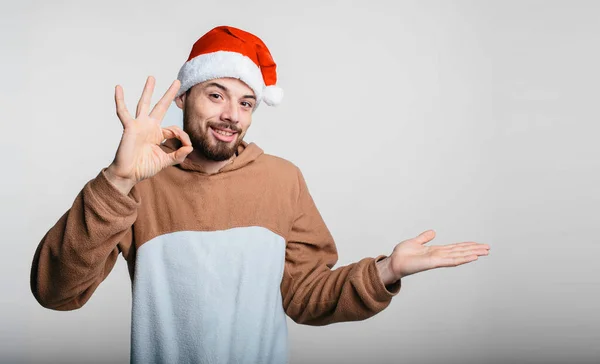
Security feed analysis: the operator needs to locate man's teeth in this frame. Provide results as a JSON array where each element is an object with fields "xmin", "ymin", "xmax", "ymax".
[{"xmin": 214, "ymin": 129, "xmax": 234, "ymax": 136}]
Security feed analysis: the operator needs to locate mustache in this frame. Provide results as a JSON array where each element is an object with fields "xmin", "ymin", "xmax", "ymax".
[{"xmin": 206, "ymin": 121, "xmax": 242, "ymax": 133}]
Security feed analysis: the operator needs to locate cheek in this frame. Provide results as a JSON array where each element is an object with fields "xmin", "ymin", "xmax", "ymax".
[
  {"xmin": 189, "ymin": 98, "xmax": 221, "ymax": 119},
  {"xmin": 187, "ymin": 109, "xmax": 218, "ymax": 130},
  {"xmin": 240, "ymin": 115, "xmax": 253, "ymax": 131}
]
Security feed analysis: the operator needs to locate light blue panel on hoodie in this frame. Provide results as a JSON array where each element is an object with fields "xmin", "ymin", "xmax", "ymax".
[{"xmin": 130, "ymin": 226, "xmax": 289, "ymax": 364}]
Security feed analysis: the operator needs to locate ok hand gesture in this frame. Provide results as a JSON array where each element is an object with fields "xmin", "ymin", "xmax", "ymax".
[{"xmin": 105, "ymin": 76, "xmax": 193, "ymax": 194}]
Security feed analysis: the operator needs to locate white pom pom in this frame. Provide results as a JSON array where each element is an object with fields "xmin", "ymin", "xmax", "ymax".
[{"xmin": 262, "ymin": 85, "xmax": 284, "ymax": 106}]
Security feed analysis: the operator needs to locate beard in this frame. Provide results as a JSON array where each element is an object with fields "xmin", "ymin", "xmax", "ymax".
[{"xmin": 182, "ymin": 104, "xmax": 244, "ymax": 161}]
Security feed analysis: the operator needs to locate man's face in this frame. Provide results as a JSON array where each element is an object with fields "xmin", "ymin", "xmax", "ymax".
[{"xmin": 176, "ymin": 77, "xmax": 255, "ymax": 161}]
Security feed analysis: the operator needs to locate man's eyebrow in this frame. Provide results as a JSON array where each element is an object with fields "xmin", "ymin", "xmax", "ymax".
[
  {"xmin": 205, "ymin": 82, "xmax": 228, "ymax": 92},
  {"xmin": 205, "ymin": 82, "xmax": 256, "ymax": 100}
]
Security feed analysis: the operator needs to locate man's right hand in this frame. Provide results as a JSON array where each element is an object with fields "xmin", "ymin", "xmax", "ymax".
[{"xmin": 105, "ymin": 76, "xmax": 193, "ymax": 195}]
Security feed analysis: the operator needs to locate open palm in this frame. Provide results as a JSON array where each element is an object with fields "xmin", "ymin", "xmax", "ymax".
[{"xmin": 389, "ymin": 230, "xmax": 490, "ymax": 280}]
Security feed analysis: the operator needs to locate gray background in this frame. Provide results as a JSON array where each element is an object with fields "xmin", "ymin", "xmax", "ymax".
[{"xmin": 2, "ymin": 0, "xmax": 599, "ymax": 363}]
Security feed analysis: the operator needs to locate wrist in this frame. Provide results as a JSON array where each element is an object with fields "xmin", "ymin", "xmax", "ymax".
[
  {"xmin": 376, "ymin": 256, "xmax": 400, "ymax": 286},
  {"xmin": 104, "ymin": 165, "xmax": 136, "ymax": 196}
]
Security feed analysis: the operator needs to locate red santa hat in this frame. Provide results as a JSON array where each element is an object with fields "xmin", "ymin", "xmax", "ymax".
[{"xmin": 176, "ymin": 26, "xmax": 283, "ymax": 107}]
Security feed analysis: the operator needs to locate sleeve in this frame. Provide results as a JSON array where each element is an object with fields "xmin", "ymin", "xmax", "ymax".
[
  {"xmin": 30, "ymin": 168, "xmax": 141, "ymax": 311},
  {"xmin": 280, "ymin": 168, "xmax": 401, "ymax": 326}
]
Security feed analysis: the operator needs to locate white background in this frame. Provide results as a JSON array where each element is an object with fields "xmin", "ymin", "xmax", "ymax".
[{"xmin": 2, "ymin": 0, "xmax": 599, "ymax": 363}]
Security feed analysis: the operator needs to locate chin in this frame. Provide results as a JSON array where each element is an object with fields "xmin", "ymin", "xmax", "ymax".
[{"xmin": 203, "ymin": 141, "xmax": 239, "ymax": 161}]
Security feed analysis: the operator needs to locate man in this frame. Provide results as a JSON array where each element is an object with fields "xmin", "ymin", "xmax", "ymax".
[{"xmin": 30, "ymin": 26, "xmax": 490, "ymax": 363}]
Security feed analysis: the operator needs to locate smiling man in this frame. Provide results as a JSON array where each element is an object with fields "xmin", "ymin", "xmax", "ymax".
[
  {"xmin": 180, "ymin": 80, "xmax": 254, "ymax": 167},
  {"xmin": 30, "ymin": 26, "xmax": 490, "ymax": 364}
]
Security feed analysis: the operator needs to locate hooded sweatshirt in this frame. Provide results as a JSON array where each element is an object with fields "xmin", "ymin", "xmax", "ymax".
[{"xmin": 30, "ymin": 138, "xmax": 401, "ymax": 364}]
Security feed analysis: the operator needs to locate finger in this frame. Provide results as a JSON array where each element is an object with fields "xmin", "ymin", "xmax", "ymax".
[
  {"xmin": 161, "ymin": 126, "xmax": 194, "ymax": 165},
  {"xmin": 162, "ymin": 126, "xmax": 192, "ymax": 147},
  {"xmin": 440, "ymin": 242, "xmax": 490, "ymax": 251},
  {"xmin": 446, "ymin": 249, "xmax": 490, "ymax": 258},
  {"xmin": 415, "ymin": 230, "xmax": 436, "ymax": 245},
  {"xmin": 444, "ymin": 243, "xmax": 491, "ymax": 252},
  {"xmin": 136, "ymin": 76, "xmax": 156, "ymax": 118},
  {"xmin": 149, "ymin": 79, "xmax": 181, "ymax": 121},
  {"xmin": 440, "ymin": 254, "xmax": 479, "ymax": 268},
  {"xmin": 170, "ymin": 126, "xmax": 192, "ymax": 146},
  {"xmin": 168, "ymin": 145, "xmax": 194, "ymax": 165},
  {"xmin": 115, "ymin": 85, "xmax": 133, "ymax": 127}
]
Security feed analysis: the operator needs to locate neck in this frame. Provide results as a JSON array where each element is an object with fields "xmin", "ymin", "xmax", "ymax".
[{"xmin": 185, "ymin": 149, "xmax": 236, "ymax": 175}]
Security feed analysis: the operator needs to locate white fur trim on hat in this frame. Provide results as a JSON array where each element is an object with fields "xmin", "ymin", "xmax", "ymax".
[{"xmin": 176, "ymin": 51, "xmax": 265, "ymax": 101}]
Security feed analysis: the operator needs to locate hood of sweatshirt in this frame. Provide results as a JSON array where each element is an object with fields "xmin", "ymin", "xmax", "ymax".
[{"xmin": 160, "ymin": 138, "xmax": 264, "ymax": 174}]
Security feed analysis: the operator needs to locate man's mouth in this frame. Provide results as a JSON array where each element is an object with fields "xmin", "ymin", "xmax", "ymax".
[{"xmin": 209, "ymin": 126, "xmax": 238, "ymax": 142}]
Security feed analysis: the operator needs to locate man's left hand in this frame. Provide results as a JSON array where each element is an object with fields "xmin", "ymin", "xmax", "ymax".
[{"xmin": 376, "ymin": 230, "xmax": 490, "ymax": 286}]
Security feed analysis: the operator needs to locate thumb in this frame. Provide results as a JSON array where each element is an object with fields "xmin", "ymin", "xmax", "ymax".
[
  {"xmin": 415, "ymin": 230, "xmax": 436, "ymax": 245},
  {"xmin": 168, "ymin": 146, "xmax": 193, "ymax": 165}
]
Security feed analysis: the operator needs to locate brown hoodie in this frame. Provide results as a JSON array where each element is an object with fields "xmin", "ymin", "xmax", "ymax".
[{"xmin": 31, "ymin": 138, "xmax": 400, "ymax": 363}]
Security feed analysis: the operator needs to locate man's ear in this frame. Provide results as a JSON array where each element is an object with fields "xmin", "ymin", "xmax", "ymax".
[{"xmin": 175, "ymin": 92, "xmax": 185, "ymax": 109}]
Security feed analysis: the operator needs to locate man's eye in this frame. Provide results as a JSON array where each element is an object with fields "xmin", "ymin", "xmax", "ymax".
[
  {"xmin": 209, "ymin": 93, "xmax": 222, "ymax": 99},
  {"xmin": 241, "ymin": 101, "xmax": 253, "ymax": 108}
]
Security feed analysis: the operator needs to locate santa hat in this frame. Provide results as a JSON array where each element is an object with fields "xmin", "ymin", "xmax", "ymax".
[{"xmin": 176, "ymin": 26, "xmax": 283, "ymax": 107}]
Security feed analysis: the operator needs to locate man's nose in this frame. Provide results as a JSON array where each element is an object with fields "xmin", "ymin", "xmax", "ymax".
[{"xmin": 221, "ymin": 101, "xmax": 239, "ymax": 124}]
